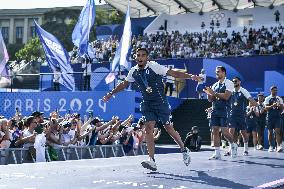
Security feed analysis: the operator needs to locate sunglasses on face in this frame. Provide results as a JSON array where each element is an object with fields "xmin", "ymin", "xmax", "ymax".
[{"xmin": 232, "ymin": 80, "xmax": 239, "ymax": 83}]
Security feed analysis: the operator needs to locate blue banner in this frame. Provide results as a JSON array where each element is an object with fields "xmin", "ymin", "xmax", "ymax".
[
  {"xmin": 35, "ymin": 21, "xmax": 75, "ymax": 91},
  {"xmin": 0, "ymin": 91, "xmax": 135, "ymax": 120},
  {"xmin": 40, "ymin": 55, "xmax": 284, "ymax": 97}
]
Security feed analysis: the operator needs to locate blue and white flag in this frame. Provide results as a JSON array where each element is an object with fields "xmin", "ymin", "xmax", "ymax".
[
  {"xmin": 72, "ymin": 0, "xmax": 96, "ymax": 56},
  {"xmin": 0, "ymin": 30, "xmax": 9, "ymax": 76},
  {"xmin": 105, "ymin": 4, "xmax": 132, "ymax": 84},
  {"xmin": 34, "ymin": 21, "xmax": 75, "ymax": 91}
]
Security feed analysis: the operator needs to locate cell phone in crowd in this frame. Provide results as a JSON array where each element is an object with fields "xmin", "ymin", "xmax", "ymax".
[{"xmin": 89, "ymin": 111, "xmax": 93, "ymax": 118}]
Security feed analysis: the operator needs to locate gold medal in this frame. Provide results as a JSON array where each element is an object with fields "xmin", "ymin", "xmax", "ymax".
[
  {"xmin": 146, "ymin": 87, "xmax": 152, "ymax": 93},
  {"xmin": 234, "ymin": 102, "xmax": 238, "ymax": 106}
]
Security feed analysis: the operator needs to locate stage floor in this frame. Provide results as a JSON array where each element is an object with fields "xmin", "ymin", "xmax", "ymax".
[{"xmin": 0, "ymin": 148, "xmax": 283, "ymax": 189}]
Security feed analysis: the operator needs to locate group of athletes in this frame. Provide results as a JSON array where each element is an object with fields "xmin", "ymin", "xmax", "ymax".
[
  {"xmin": 203, "ymin": 66, "xmax": 283, "ymax": 160},
  {"xmin": 103, "ymin": 47, "xmax": 284, "ymax": 171}
]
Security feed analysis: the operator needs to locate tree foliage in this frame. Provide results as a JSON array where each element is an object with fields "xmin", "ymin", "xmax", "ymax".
[
  {"xmin": 15, "ymin": 38, "xmax": 43, "ymax": 62},
  {"xmin": 13, "ymin": 7, "xmax": 125, "ymax": 61}
]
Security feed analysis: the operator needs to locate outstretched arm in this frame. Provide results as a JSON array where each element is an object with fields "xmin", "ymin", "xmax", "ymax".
[
  {"xmin": 167, "ymin": 70, "xmax": 199, "ymax": 81},
  {"xmin": 102, "ymin": 80, "xmax": 129, "ymax": 102}
]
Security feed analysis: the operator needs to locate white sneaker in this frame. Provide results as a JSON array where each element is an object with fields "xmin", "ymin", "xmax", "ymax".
[
  {"xmin": 276, "ymin": 146, "xmax": 283, "ymax": 153},
  {"xmin": 223, "ymin": 151, "xmax": 231, "ymax": 156},
  {"xmin": 221, "ymin": 140, "xmax": 227, "ymax": 148},
  {"xmin": 230, "ymin": 143, "xmax": 238, "ymax": 158},
  {"xmin": 141, "ymin": 158, "xmax": 157, "ymax": 171},
  {"xmin": 243, "ymin": 151, "xmax": 249, "ymax": 156},
  {"xmin": 209, "ymin": 153, "xmax": 221, "ymax": 160},
  {"xmin": 257, "ymin": 144, "xmax": 263, "ymax": 150},
  {"xmin": 268, "ymin": 146, "xmax": 274, "ymax": 152},
  {"xmin": 182, "ymin": 147, "xmax": 191, "ymax": 166},
  {"xmin": 254, "ymin": 146, "xmax": 257, "ymax": 151}
]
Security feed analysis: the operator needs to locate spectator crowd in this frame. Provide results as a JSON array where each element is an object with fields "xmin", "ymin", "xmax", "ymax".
[
  {"xmin": 0, "ymin": 110, "xmax": 162, "ymax": 162},
  {"xmin": 69, "ymin": 24, "xmax": 284, "ymax": 63}
]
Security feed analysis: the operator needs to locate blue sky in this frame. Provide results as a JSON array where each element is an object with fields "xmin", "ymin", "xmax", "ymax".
[{"xmin": 0, "ymin": 0, "xmax": 105, "ymax": 9}]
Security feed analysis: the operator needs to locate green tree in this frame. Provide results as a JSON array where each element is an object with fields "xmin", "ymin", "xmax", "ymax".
[
  {"xmin": 15, "ymin": 38, "xmax": 43, "ymax": 62},
  {"xmin": 42, "ymin": 8, "xmax": 81, "ymax": 51},
  {"xmin": 108, "ymin": 10, "xmax": 124, "ymax": 24},
  {"xmin": 13, "ymin": 7, "xmax": 125, "ymax": 61}
]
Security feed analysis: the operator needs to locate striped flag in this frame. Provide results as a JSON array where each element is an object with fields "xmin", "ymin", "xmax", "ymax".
[
  {"xmin": 35, "ymin": 21, "xmax": 75, "ymax": 91},
  {"xmin": 105, "ymin": 3, "xmax": 132, "ymax": 84},
  {"xmin": 72, "ymin": 0, "xmax": 96, "ymax": 57},
  {"xmin": 0, "ymin": 30, "xmax": 9, "ymax": 76}
]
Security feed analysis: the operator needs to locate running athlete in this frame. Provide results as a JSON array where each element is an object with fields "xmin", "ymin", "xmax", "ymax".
[{"xmin": 103, "ymin": 48, "xmax": 199, "ymax": 171}]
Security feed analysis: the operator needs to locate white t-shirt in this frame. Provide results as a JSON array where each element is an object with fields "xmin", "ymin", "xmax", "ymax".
[
  {"xmin": 68, "ymin": 130, "xmax": 76, "ymax": 140},
  {"xmin": 34, "ymin": 133, "xmax": 46, "ymax": 162},
  {"xmin": 23, "ymin": 130, "xmax": 34, "ymax": 148}
]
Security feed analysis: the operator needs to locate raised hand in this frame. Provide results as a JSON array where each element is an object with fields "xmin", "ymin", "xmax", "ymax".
[
  {"xmin": 203, "ymin": 87, "xmax": 214, "ymax": 96},
  {"xmin": 102, "ymin": 93, "xmax": 112, "ymax": 102}
]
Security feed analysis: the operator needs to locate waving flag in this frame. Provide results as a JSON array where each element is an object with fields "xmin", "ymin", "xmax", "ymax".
[
  {"xmin": 34, "ymin": 21, "xmax": 75, "ymax": 91},
  {"xmin": 0, "ymin": 30, "xmax": 9, "ymax": 76},
  {"xmin": 72, "ymin": 0, "xmax": 96, "ymax": 56},
  {"xmin": 105, "ymin": 4, "xmax": 132, "ymax": 84}
]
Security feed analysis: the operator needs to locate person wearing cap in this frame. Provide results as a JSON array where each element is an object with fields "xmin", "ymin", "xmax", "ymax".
[
  {"xmin": 31, "ymin": 111, "xmax": 44, "ymax": 124},
  {"xmin": 227, "ymin": 77, "xmax": 258, "ymax": 156},
  {"xmin": 103, "ymin": 47, "xmax": 199, "ymax": 171},
  {"xmin": 61, "ymin": 121, "xmax": 78, "ymax": 146},
  {"xmin": 196, "ymin": 68, "xmax": 206, "ymax": 99},
  {"xmin": 184, "ymin": 126, "xmax": 202, "ymax": 152},
  {"xmin": 256, "ymin": 92, "xmax": 266, "ymax": 150},
  {"xmin": 264, "ymin": 86, "xmax": 284, "ymax": 152}
]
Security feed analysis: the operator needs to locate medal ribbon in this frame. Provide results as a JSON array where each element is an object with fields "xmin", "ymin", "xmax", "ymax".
[
  {"xmin": 234, "ymin": 91, "xmax": 238, "ymax": 104},
  {"xmin": 139, "ymin": 70, "xmax": 149, "ymax": 89}
]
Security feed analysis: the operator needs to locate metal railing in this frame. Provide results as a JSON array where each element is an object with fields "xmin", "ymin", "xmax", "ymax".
[
  {"xmin": 0, "ymin": 143, "xmax": 147, "ymax": 165},
  {"xmin": 1, "ymin": 72, "xmax": 186, "ymax": 97}
]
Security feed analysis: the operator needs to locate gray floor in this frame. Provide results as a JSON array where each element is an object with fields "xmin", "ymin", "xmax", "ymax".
[{"xmin": 0, "ymin": 149, "xmax": 283, "ymax": 189}]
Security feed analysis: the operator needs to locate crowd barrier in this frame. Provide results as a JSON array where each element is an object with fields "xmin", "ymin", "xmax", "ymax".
[{"xmin": 0, "ymin": 144, "xmax": 147, "ymax": 165}]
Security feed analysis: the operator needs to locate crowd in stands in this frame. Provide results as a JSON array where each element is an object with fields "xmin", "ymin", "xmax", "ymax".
[
  {"xmin": 0, "ymin": 110, "xmax": 162, "ymax": 161},
  {"xmin": 69, "ymin": 24, "xmax": 284, "ymax": 63}
]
